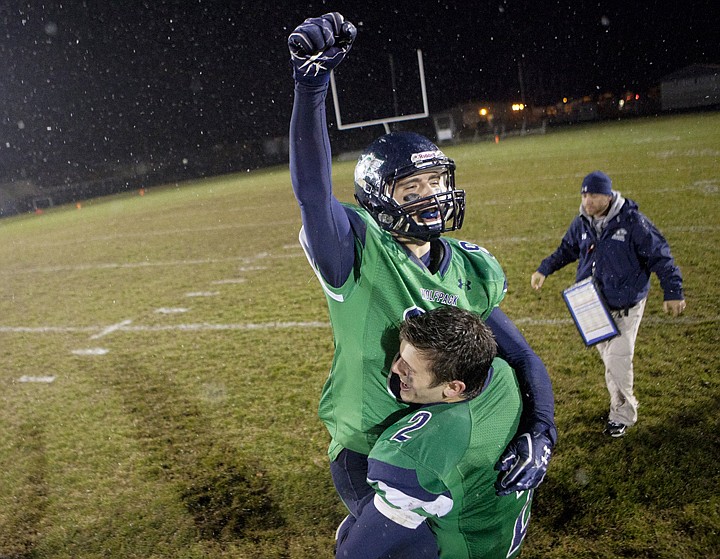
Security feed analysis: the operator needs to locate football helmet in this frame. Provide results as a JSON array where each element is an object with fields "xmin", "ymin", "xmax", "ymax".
[{"xmin": 354, "ymin": 132, "xmax": 465, "ymax": 241}]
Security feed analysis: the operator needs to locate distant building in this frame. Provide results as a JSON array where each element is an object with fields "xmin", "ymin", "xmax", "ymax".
[
  {"xmin": 660, "ymin": 64, "xmax": 720, "ymax": 111},
  {"xmin": 0, "ymin": 180, "xmax": 45, "ymax": 217},
  {"xmin": 432, "ymin": 112, "xmax": 458, "ymax": 144}
]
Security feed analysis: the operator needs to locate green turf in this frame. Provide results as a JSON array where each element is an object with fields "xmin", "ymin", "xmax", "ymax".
[{"xmin": 1, "ymin": 112, "xmax": 718, "ymax": 558}]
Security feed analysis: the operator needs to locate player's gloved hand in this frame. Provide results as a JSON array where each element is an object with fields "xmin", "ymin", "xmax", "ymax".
[
  {"xmin": 494, "ymin": 431, "xmax": 553, "ymax": 496},
  {"xmin": 288, "ymin": 12, "xmax": 357, "ymax": 82}
]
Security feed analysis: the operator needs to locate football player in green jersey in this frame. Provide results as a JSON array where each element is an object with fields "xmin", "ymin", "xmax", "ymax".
[
  {"xmin": 336, "ymin": 306, "xmax": 532, "ymax": 558},
  {"xmin": 288, "ymin": 13, "xmax": 554, "ymax": 548}
]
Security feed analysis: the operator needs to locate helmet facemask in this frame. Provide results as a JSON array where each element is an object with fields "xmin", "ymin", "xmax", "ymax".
[
  {"xmin": 353, "ymin": 132, "xmax": 466, "ymax": 242},
  {"xmin": 380, "ymin": 167, "xmax": 465, "ymax": 241}
]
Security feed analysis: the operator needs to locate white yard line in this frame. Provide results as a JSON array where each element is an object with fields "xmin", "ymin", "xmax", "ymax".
[
  {"xmin": 0, "ymin": 316, "xmax": 715, "ymax": 338},
  {"xmin": 8, "ymin": 220, "xmax": 300, "ymax": 249},
  {"xmin": 71, "ymin": 348, "xmax": 109, "ymax": 355},
  {"xmin": 18, "ymin": 375, "xmax": 56, "ymax": 383},
  {"xmin": 0, "ymin": 252, "xmax": 302, "ymax": 276},
  {"xmin": 0, "ymin": 325, "xmax": 98, "ymax": 333}
]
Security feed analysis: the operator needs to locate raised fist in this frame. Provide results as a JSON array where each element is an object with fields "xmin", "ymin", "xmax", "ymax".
[{"xmin": 288, "ymin": 12, "xmax": 357, "ymax": 81}]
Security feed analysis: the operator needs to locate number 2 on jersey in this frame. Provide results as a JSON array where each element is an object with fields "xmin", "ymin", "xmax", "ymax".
[{"xmin": 390, "ymin": 410, "xmax": 433, "ymax": 442}]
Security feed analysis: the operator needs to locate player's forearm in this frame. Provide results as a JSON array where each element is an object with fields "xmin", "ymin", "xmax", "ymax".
[
  {"xmin": 290, "ymin": 80, "xmax": 333, "ymax": 209},
  {"xmin": 512, "ymin": 352, "xmax": 557, "ymax": 443},
  {"xmin": 290, "ymin": 81, "xmax": 354, "ymax": 286},
  {"xmin": 487, "ymin": 308, "xmax": 557, "ymax": 444}
]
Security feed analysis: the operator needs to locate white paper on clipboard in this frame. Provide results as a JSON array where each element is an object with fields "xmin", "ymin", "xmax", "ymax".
[{"xmin": 562, "ymin": 277, "xmax": 619, "ymax": 346}]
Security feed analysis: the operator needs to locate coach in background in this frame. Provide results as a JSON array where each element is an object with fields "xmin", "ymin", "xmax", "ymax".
[
  {"xmin": 531, "ymin": 171, "xmax": 685, "ymax": 438},
  {"xmin": 336, "ymin": 306, "xmax": 534, "ymax": 559}
]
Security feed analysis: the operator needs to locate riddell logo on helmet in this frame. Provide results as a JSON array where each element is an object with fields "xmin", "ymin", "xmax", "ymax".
[{"xmin": 410, "ymin": 150, "xmax": 444, "ymax": 163}]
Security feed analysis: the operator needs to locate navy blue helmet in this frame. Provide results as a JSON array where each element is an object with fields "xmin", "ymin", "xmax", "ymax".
[{"xmin": 354, "ymin": 132, "xmax": 465, "ymax": 241}]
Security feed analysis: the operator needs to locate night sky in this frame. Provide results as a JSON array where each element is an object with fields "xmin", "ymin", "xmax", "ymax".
[{"xmin": 1, "ymin": 1, "xmax": 718, "ymax": 189}]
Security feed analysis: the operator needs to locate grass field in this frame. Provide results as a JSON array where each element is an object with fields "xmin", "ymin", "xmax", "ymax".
[{"xmin": 1, "ymin": 112, "xmax": 718, "ymax": 558}]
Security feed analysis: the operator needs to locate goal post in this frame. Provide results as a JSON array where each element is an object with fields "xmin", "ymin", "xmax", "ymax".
[{"xmin": 329, "ymin": 49, "xmax": 429, "ymax": 134}]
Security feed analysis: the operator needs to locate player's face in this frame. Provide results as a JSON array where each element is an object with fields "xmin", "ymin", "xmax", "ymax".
[
  {"xmin": 391, "ymin": 340, "xmax": 447, "ymax": 404},
  {"xmin": 390, "ymin": 169, "xmax": 449, "ymax": 227},
  {"xmin": 582, "ymin": 192, "xmax": 612, "ymax": 217}
]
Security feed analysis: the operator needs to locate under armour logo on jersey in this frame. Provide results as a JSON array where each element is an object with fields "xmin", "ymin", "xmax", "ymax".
[{"xmin": 458, "ymin": 279, "xmax": 472, "ymax": 290}]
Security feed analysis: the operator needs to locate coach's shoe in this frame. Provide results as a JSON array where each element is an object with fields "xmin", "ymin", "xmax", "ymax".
[{"xmin": 604, "ymin": 421, "xmax": 627, "ymax": 438}]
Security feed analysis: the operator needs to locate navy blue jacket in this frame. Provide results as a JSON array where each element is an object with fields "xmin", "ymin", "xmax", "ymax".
[{"xmin": 537, "ymin": 196, "xmax": 683, "ymax": 310}]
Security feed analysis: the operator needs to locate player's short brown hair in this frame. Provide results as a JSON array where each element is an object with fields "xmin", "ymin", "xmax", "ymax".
[{"xmin": 399, "ymin": 306, "xmax": 497, "ymax": 399}]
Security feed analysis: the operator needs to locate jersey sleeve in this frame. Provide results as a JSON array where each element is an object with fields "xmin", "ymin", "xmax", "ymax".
[
  {"xmin": 537, "ymin": 217, "xmax": 582, "ymax": 276},
  {"xmin": 633, "ymin": 214, "xmax": 684, "ymax": 300},
  {"xmin": 289, "ymin": 79, "xmax": 356, "ymax": 288},
  {"xmin": 479, "ymin": 245, "xmax": 508, "ymax": 312},
  {"xmin": 367, "ymin": 458, "xmax": 454, "ymax": 528},
  {"xmin": 487, "ymin": 307, "xmax": 557, "ymax": 444},
  {"xmin": 454, "ymin": 240, "xmax": 508, "ymax": 317}
]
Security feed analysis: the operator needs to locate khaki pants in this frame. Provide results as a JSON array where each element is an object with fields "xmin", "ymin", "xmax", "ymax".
[{"xmin": 595, "ymin": 297, "xmax": 647, "ymax": 426}]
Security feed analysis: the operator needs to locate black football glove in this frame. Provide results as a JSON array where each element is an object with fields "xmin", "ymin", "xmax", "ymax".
[
  {"xmin": 494, "ymin": 431, "xmax": 553, "ymax": 496},
  {"xmin": 288, "ymin": 12, "xmax": 357, "ymax": 81}
]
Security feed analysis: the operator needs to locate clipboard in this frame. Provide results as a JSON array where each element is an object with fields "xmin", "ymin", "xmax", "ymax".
[{"xmin": 562, "ymin": 277, "xmax": 619, "ymax": 346}]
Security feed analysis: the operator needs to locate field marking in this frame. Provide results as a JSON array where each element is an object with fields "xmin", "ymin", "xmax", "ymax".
[
  {"xmin": 0, "ymin": 252, "xmax": 302, "ymax": 277},
  {"xmin": 0, "ymin": 316, "xmax": 716, "ymax": 338},
  {"xmin": 71, "ymin": 348, "xmax": 109, "ymax": 355},
  {"xmin": 0, "ymin": 322, "xmax": 330, "ymax": 336},
  {"xmin": 631, "ymin": 135, "xmax": 681, "ymax": 144},
  {"xmin": 0, "ymin": 325, "xmax": 98, "ymax": 333},
  {"xmin": 515, "ymin": 315, "xmax": 715, "ymax": 327},
  {"xmin": 155, "ymin": 307, "xmax": 189, "ymax": 314},
  {"xmin": 185, "ymin": 291, "xmax": 220, "ymax": 297},
  {"xmin": 18, "ymin": 375, "xmax": 56, "ymax": 383},
  {"xmin": 4, "ymin": 220, "xmax": 716, "ymax": 277},
  {"xmin": 8, "ymin": 220, "xmax": 300, "ymax": 249},
  {"xmin": 650, "ymin": 148, "xmax": 720, "ymax": 159},
  {"xmin": 90, "ymin": 319, "xmax": 133, "ymax": 339},
  {"xmin": 211, "ymin": 279, "xmax": 247, "ymax": 284},
  {"xmin": 481, "ymin": 224, "xmax": 720, "ymax": 246},
  {"xmin": 122, "ymin": 321, "xmax": 332, "ymax": 332}
]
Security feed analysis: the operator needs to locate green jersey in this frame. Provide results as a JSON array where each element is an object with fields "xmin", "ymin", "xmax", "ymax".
[
  {"xmin": 302, "ymin": 206, "xmax": 507, "ymax": 459},
  {"xmin": 367, "ymin": 358, "xmax": 530, "ymax": 559}
]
